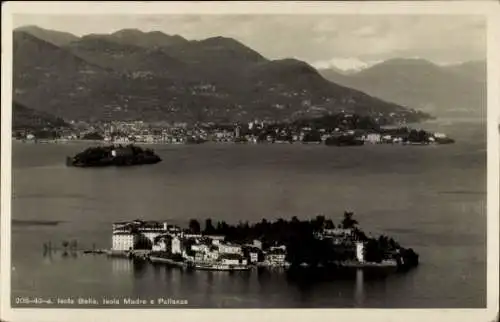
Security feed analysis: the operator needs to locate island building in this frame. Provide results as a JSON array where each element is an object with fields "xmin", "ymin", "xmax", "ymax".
[
  {"xmin": 111, "ymin": 220, "xmax": 168, "ymax": 252},
  {"xmin": 219, "ymin": 253, "xmax": 248, "ymax": 266},
  {"xmin": 112, "ymin": 232, "xmax": 135, "ymax": 251},
  {"xmin": 263, "ymin": 245, "xmax": 287, "ymax": 266},
  {"xmin": 356, "ymin": 241, "xmax": 365, "ymax": 263},
  {"xmin": 321, "ymin": 228, "xmax": 353, "ymax": 245}
]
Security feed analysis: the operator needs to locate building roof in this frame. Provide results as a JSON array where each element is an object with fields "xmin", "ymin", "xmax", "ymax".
[
  {"xmin": 113, "ymin": 232, "xmax": 134, "ymax": 236},
  {"xmin": 205, "ymin": 235, "xmax": 225, "ymax": 240}
]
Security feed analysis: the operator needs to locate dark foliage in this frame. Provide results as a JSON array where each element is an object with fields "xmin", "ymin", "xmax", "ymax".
[{"xmin": 191, "ymin": 212, "xmax": 418, "ymax": 269}]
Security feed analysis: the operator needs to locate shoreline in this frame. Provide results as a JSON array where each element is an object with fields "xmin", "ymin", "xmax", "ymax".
[{"xmin": 11, "ymin": 138, "xmax": 454, "ymax": 147}]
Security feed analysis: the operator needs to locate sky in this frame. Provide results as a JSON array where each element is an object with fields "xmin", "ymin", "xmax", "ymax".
[{"xmin": 13, "ymin": 14, "xmax": 486, "ymax": 71}]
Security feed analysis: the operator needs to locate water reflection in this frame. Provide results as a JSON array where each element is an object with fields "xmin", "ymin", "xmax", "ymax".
[
  {"xmin": 111, "ymin": 258, "xmax": 132, "ymax": 274},
  {"xmin": 132, "ymin": 258, "xmax": 148, "ymax": 279},
  {"xmin": 354, "ymin": 269, "xmax": 365, "ymax": 307}
]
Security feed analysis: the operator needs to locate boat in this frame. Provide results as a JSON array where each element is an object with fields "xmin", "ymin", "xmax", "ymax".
[
  {"xmin": 193, "ymin": 261, "xmax": 250, "ymax": 271},
  {"xmin": 338, "ymin": 259, "xmax": 398, "ymax": 270},
  {"xmin": 66, "ymin": 144, "xmax": 162, "ymax": 167},
  {"xmin": 149, "ymin": 256, "xmax": 188, "ymax": 268}
]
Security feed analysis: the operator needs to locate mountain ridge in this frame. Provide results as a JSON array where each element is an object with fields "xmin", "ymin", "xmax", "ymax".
[
  {"xmin": 13, "ymin": 25, "xmax": 431, "ymax": 124},
  {"xmin": 318, "ymin": 58, "xmax": 486, "ymax": 118}
]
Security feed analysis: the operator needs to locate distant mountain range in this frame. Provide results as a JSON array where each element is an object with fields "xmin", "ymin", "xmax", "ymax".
[
  {"xmin": 13, "ymin": 26, "xmax": 432, "ymax": 124},
  {"xmin": 318, "ymin": 58, "xmax": 486, "ymax": 119}
]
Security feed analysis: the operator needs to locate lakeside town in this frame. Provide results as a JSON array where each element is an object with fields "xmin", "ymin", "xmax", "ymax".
[
  {"xmin": 13, "ymin": 113, "xmax": 455, "ymax": 146},
  {"xmin": 74, "ymin": 212, "xmax": 421, "ymax": 273}
]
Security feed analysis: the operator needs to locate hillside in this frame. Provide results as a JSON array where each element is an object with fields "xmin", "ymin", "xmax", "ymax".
[
  {"xmin": 13, "ymin": 101, "xmax": 70, "ymax": 130},
  {"xmin": 319, "ymin": 58, "xmax": 486, "ymax": 119},
  {"xmin": 13, "ymin": 26, "xmax": 432, "ymax": 124},
  {"xmin": 16, "ymin": 25, "xmax": 80, "ymax": 46}
]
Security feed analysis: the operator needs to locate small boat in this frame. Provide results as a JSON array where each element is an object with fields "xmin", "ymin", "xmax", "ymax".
[
  {"xmin": 194, "ymin": 261, "xmax": 250, "ymax": 271},
  {"xmin": 149, "ymin": 256, "xmax": 188, "ymax": 268}
]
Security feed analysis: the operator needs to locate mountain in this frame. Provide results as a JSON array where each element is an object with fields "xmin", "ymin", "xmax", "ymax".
[
  {"xmin": 16, "ymin": 25, "xmax": 80, "ymax": 46},
  {"xmin": 443, "ymin": 60, "xmax": 486, "ymax": 84},
  {"xmin": 318, "ymin": 58, "xmax": 486, "ymax": 118},
  {"xmin": 13, "ymin": 30, "xmax": 113, "ymax": 120},
  {"xmin": 13, "ymin": 101, "xmax": 69, "ymax": 130},
  {"xmin": 12, "ymin": 26, "xmax": 431, "ymax": 124},
  {"xmin": 64, "ymin": 35, "xmax": 187, "ymax": 77},
  {"xmin": 110, "ymin": 28, "xmax": 189, "ymax": 48}
]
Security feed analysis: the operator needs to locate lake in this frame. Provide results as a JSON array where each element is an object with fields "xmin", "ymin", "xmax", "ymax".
[{"xmin": 10, "ymin": 120, "xmax": 487, "ymax": 308}]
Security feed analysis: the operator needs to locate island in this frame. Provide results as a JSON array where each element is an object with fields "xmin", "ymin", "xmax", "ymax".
[
  {"xmin": 107, "ymin": 212, "xmax": 419, "ymax": 274},
  {"xmin": 66, "ymin": 144, "xmax": 162, "ymax": 167}
]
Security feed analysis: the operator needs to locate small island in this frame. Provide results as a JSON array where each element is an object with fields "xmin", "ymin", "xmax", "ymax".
[
  {"xmin": 108, "ymin": 212, "xmax": 419, "ymax": 274},
  {"xmin": 66, "ymin": 144, "xmax": 162, "ymax": 167}
]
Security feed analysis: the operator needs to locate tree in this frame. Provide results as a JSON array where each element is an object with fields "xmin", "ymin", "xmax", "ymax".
[
  {"xmin": 189, "ymin": 219, "xmax": 201, "ymax": 233},
  {"xmin": 324, "ymin": 219, "xmax": 335, "ymax": 229},
  {"xmin": 204, "ymin": 218, "xmax": 215, "ymax": 234},
  {"xmin": 315, "ymin": 215, "xmax": 325, "ymax": 230},
  {"xmin": 341, "ymin": 211, "xmax": 358, "ymax": 229},
  {"xmin": 134, "ymin": 234, "xmax": 153, "ymax": 250}
]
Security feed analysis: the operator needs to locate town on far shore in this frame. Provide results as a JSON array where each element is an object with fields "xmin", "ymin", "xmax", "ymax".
[
  {"xmin": 75, "ymin": 212, "xmax": 421, "ymax": 273},
  {"xmin": 13, "ymin": 112, "xmax": 455, "ymax": 146}
]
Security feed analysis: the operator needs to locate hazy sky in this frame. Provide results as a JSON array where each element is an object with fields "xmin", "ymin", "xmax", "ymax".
[{"xmin": 13, "ymin": 14, "xmax": 486, "ymax": 70}]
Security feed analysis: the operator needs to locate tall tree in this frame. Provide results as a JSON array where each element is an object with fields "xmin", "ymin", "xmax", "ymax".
[
  {"xmin": 341, "ymin": 211, "xmax": 358, "ymax": 229},
  {"xmin": 204, "ymin": 218, "xmax": 215, "ymax": 234},
  {"xmin": 189, "ymin": 219, "xmax": 201, "ymax": 233}
]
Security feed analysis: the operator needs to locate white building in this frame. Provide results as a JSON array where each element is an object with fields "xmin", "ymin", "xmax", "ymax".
[
  {"xmin": 171, "ymin": 236, "xmax": 182, "ymax": 254},
  {"xmin": 184, "ymin": 233, "xmax": 203, "ymax": 239},
  {"xmin": 152, "ymin": 239, "xmax": 167, "ymax": 252},
  {"xmin": 112, "ymin": 232, "xmax": 135, "ymax": 251},
  {"xmin": 219, "ymin": 254, "xmax": 247, "ymax": 266},
  {"xmin": 253, "ymin": 240, "xmax": 263, "ymax": 250},
  {"xmin": 356, "ymin": 242, "xmax": 365, "ymax": 263},
  {"xmin": 323, "ymin": 228, "xmax": 352, "ymax": 236},
  {"xmin": 269, "ymin": 245, "xmax": 286, "ymax": 252},
  {"xmin": 265, "ymin": 249, "xmax": 286, "ymax": 265},
  {"xmin": 191, "ymin": 244, "xmax": 210, "ymax": 253},
  {"xmin": 249, "ymin": 251, "xmax": 259, "ymax": 263},
  {"xmin": 206, "ymin": 235, "xmax": 225, "ymax": 245},
  {"xmin": 218, "ymin": 243, "xmax": 243, "ymax": 255},
  {"xmin": 364, "ymin": 133, "xmax": 381, "ymax": 144}
]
